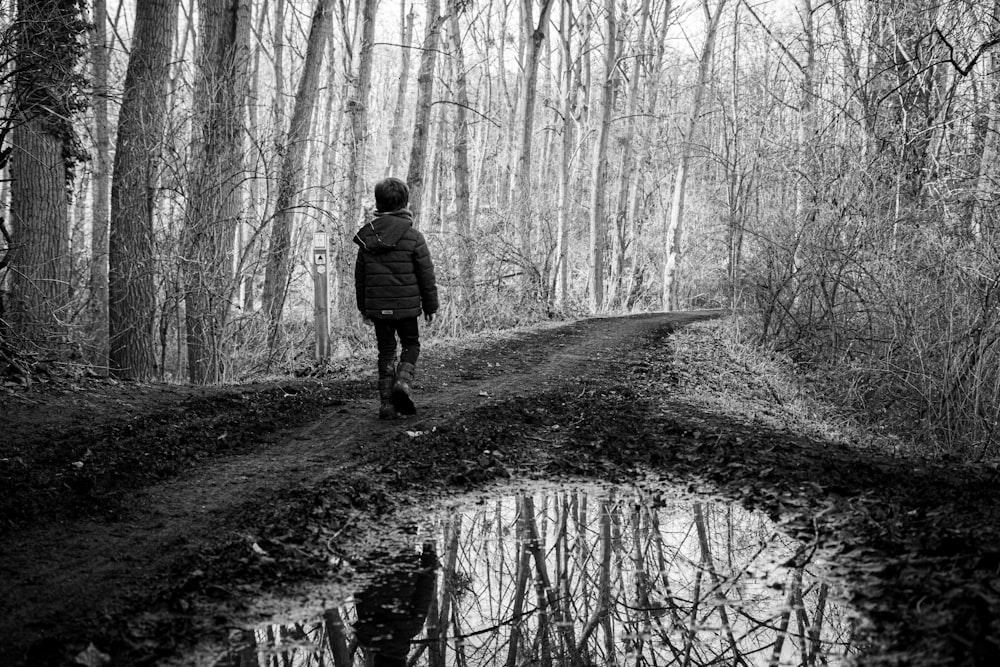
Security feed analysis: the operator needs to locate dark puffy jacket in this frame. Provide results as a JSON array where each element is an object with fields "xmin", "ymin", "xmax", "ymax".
[{"xmin": 354, "ymin": 209, "xmax": 439, "ymax": 320}]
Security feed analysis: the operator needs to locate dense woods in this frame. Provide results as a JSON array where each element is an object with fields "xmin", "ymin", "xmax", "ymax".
[{"xmin": 0, "ymin": 0, "xmax": 998, "ymax": 457}]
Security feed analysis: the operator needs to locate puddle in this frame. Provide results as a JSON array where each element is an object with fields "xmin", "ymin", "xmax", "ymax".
[{"xmin": 208, "ymin": 482, "xmax": 860, "ymax": 666}]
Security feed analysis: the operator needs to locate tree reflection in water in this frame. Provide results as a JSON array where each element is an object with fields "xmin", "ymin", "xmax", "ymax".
[{"xmin": 215, "ymin": 486, "xmax": 859, "ymax": 666}]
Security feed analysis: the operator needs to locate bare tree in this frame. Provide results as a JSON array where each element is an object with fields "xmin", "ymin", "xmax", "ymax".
[
  {"xmin": 182, "ymin": 0, "xmax": 251, "ymax": 384},
  {"xmin": 553, "ymin": 0, "xmax": 578, "ymax": 312},
  {"xmin": 88, "ymin": 0, "xmax": 110, "ymax": 363},
  {"xmin": 406, "ymin": 0, "xmax": 445, "ymax": 222},
  {"xmin": 108, "ymin": 0, "xmax": 178, "ymax": 380},
  {"xmin": 608, "ymin": 0, "xmax": 652, "ymax": 309},
  {"xmin": 260, "ymin": 0, "xmax": 336, "ymax": 348},
  {"xmin": 449, "ymin": 0, "xmax": 474, "ymax": 300},
  {"xmin": 342, "ymin": 0, "xmax": 378, "ymax": 228},
  {"xmin": 510, "ymin": 0, "xmax": 556, "ymax": 288},
  {"xmin": 588, "ymin": 0, "xmax": 617, "ymax": 314},
  {"xmin": 661, "ymin": 0, "xmax": 727, "ymax": 310},
  {"xmin": 385, "ymin": 3, "xmax": 415, "ymax": 177}
]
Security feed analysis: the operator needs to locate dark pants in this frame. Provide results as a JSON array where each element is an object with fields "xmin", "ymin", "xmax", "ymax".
[{"xmin": 373, "ymin": 317, "xmax": 420, "ymax": 370}]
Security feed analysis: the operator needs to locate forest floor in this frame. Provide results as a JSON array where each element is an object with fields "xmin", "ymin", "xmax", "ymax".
[{"xmin": 2, "ymin": 312, "xmax": 1000, "ymax": 667}]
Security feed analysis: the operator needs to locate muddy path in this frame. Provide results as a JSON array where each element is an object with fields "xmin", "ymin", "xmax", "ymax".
[{"xmin": 2, "ymin": 312, "xmax": 999, "ymax": 666}]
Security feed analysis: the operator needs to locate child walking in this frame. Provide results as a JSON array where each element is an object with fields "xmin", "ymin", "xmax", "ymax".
[{"xmin": 353, "ymin": 178, "xmax": 439, "ymax": 419}]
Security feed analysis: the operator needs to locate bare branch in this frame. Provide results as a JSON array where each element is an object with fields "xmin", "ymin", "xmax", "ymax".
[{"xmin": 930, "ymin": 27, "xmax": 1000, "ymax": 77}]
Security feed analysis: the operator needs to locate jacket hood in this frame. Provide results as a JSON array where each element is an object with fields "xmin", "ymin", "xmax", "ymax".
[{"xmin": 353, "ymin": 209, "xmax": 414, "ymax": 253}]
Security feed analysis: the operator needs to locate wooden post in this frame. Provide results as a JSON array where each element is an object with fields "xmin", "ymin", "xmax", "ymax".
[{"xmin": 313, "ymin": 232, "xmax": 330, "ymax": 359}]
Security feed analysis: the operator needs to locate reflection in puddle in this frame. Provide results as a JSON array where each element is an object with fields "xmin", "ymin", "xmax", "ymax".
[{"xmin": 213, "ymin": 485, "xmax": 859, "ymax": 666}]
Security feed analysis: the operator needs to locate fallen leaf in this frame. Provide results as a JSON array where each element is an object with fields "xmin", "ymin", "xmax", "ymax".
[{"xmin": 74, "ymin": 642, "xmax": 110, "ymax": 667}]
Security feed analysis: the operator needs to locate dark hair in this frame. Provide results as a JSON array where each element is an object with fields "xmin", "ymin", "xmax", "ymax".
[{"xmin": 374, "ymin": 177, "xmax": 409, "ymax": 212}]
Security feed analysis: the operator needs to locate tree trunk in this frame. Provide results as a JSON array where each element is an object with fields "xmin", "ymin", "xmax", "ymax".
[
  {"xmin": 341, "ymin": 0, "xmax": 378, "ymax": 232},
  {"xmin": 273, "ymin": 0, "xmax": 286, "ymax": 129},
  {"xmin": 449, "ymin": 2, "xmax": 474, "ymax": 301},
  {"xmin": 317, "ymin": 30, "xmax": 345, "ymax": 325},
  {"xmin": 88, "ymin": 0, "xmax": 110, "ymax": 365},
  {"xmin": 588, "ymin": 0, "xmax": 616, "ymax": 314},
  {"xmin": 182, "ymin": 0, "xmax": 250, "ymax": 384},
  {"xmin": 9, "ymin": 120, "xmax": 69, "ymax": 346},
  {"xmin": 406, "ymin": 0, "xmax": 444, "ymax": 222},
  {"xmin": 790, "ymin": 0, "xmax": 816, "ymax": 286},
  {"xmin": 385, "ymin": 3, "xmax": 415, "ymax": 177},
  {"xmin": 974, "ymin": 0, "xmax": 1000, "ymax": 239},
  {"xmin": 8, "ymin": 0, "xmax": 85, "ymax": 348},
  {"xmin": 240, "ymin": 0, "xmax": 272, "ymax": 314},
  {"xmin": 553, "ymin": 0, "xmax": 577, "ymax": 312},
  {"xmin": 511, "ymin": 0, "xmax": 556, "ymax": 291},
  {"xmin": 661, "ymin": 0, "xmax": 727, "ymax": 310},
  {"xmin": 107, "ymin": 0, "xmax": 177, "ymax": 379},
  {"xmin": 261, "ymin": 0, "xmax": 335, "ymax": 349},
  {"xmin": 608, "ymin": 0, "xmax": 651, "ymax": 310}
]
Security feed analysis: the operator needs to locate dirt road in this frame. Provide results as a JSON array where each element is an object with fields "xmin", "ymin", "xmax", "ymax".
[{"xmin": 2, "ymin": 312, "xmax": 999, "ymax": 666}]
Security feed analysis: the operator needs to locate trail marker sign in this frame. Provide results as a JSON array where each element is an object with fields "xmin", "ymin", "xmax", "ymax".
[{"xmin": 313, "ymin": 233, "xmax": 330, "ymax": 359}]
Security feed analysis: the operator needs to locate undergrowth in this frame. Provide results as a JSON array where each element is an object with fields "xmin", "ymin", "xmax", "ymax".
[{"xmin": 675, "ymin": 316, "xmax": 902, "ymax": 455}]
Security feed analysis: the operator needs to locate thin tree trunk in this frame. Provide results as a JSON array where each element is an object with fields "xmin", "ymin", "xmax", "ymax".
[
  {"xmin": 385, "ymin": 3, "xmax": 415, "ymax": 177},
  {"xmin": 511, "ymin": 0, "xmax": 556, "ymax": 291},
  {"xmin": 553, "ymin": 0, "xmax": 576, "ymax": 312},
  {"xmin": 449, "ymin": 2, "xmax": 474, "ymax": 302},
  {"xmin": 694, "ymin": 503, "xmax": 744, "ymax": 665},
  {"xmin": 790, "ymin": 0, "xmax": 816, "ymax": 290},
  {"xmin": 317, "ymin": 29, "xmax": 344, "ymax": 325},
  {"xmin": 662, "ymin": 0, "xmax": 727, "ymax": 310},
  {"xmin": 260, "ymin": 0, "xmax": 335, "ymax": 348},
  {"xmin": 108, "ymin": 0, "xmax": 178, "ymax": 378},
  {"xmin": 406, "ymin": 0, "xmax": 444, "ymax": 222},
  {"xmin": 768, "ymin": 567, "xmax": 803, "ymax": 666},
  {"xmin": 342, "ymin": 0, "xmax": 378, "ymax": 229},
  {"xmin": 89, "ymin": 0, "xmax": 110, "ymax": 365},
  {"xmin": 240, "ymin": 0, "xmax": 271, "ymax": 313},
  {"xmin": 273, "ymin": 0, "xmax": 286, "ymax": 129},
  {"xmin": 588, "ymin": 0, "xmax": 616, "ymax": 314},
  {"xmin": 323, "ymin": 607, "xmax": 353, "ymax": 666},
  {"xmin": 608, "ymin": 0, "xmax": 651, "ymax": 310},
  {"xmin": 504, "ymin": 498, "xmax": 533, "ymax": 667}
]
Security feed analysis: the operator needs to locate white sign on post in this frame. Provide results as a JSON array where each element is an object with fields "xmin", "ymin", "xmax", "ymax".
[{"xmin": 313, "ymin": 231, "xmax": 330, "ymax": 358}]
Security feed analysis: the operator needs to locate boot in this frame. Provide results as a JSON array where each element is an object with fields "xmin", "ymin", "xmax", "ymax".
[
  {"xmin": 377, "ymin": 360, "xmax": 398, "ymax": 420},
  {"xmin": 392, "ymin": 361, "xmax": 417, "ymax": 416}
]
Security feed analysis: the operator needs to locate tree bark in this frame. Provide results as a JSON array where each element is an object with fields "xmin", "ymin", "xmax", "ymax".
[
  {"xmin": 608, "ymin": 0, "xmax": 651, "ymax": 309},
  {"xmin": 511, "ymin": 0, "xmax": 556, "ymax": 289},
  {"xmin": 974, "ymin": 0, "xmax": 1000, "ymax": 239},
  {"xmin": 449, "ymin": 1, "xmax": 474, "ymax": 301},
  {"xmin": 385, "ymin": 3, "xmax": 415, "ymax": 177},
  {"xmin": 553, "ymin": 0, "xmax": 577, "ymax": 312},
  {"xmin": 108, "ymin": 0, "xmax": 178, "ymax": 379},
  {"xmin": 8, "ymin": 0, "xmax": 85, "ymax": 348},
  {"xmin": 89, "ymin": 0, "xmax": 110, "ymax": 364},
  {"xmin": 341, "ymin": 0, "xmax": 378, "ymax": 231},
  {"xmin": 661, "ymin": 0, "xmax": 727, "ymax": 310},
  {"xmin": 260, "ymin": 0, "xmax": 335, "ymax": 348},
  {"xmin": 588, "ymin": 0, "xmax": 616, "ymax": 314},
  {"xmin": 182, "ymin": 0, "xmax": 251, "ymax": 384},
  {"xmin": 406, "ymin": 0, "xmax": 444, "ymax": 222}
]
